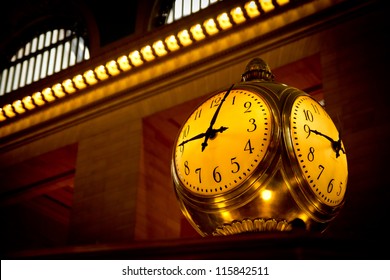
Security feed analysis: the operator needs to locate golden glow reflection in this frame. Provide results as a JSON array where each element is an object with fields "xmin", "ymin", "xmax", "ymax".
[{"xmin": 261, "ymin": 189, "xmax": 272, "ymax": 201}]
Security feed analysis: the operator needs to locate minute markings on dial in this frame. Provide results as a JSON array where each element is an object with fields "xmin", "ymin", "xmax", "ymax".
[
  {"xmin": 292, "ymin": 99, "xmax": 344, "ymax": 205},
  {"xmin": 176, "ymin": 89, "xmax": 272, "ymax": 195}
]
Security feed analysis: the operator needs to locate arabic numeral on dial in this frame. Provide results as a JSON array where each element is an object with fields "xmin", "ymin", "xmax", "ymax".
[
  {"xmin": 317, "ymin": 164, "xmax": 325, "ymax": 179},
  {"xmin": 244, "ymin": 101, "xmax": 252, "ymax": 113},
  {"xmin": 184, "ymin": 161, "xmax": 190, "ymax": 175},
  {"xmin": 327, "ymin": 178, "xmax": 334, "ymax": 193},
  {"xmin": 210, "ymin": 96, "xmax": 222, "ymax": 108},
  {"xmin": 311, "ymin": 103, "xmax": 320, "ymax": 114},
  {"xmin": 213, "ymin": 166, "xmax": 222, "ymax": 183},
  {"xmin": 179, "ymin": 144, "xmax": 184, "ymax": 155},
  {"xmin": 336, "ymin": 181, "xmax": 343, "ymax": 196},
  {"xmin": 182, "ymin": 125, "xmax": 190, "ymax": 139},
  {"xmin": 247, "ymin": 118, "xmax": 257, "ymax": 132},
  {"xmin": 304, "ymin": 124, "xmax": 311, "ymax": 138},
  {"xmin": 231, "ymin": 157, "xmax": 240, "ymax": 173},
  {"xmin": 307, "ymin": 147, "xmax": 315, "ymax": 162},
  {"xmin": 303, "ymin": 109, "xmax": 314, "ymax": 122},
  {"xmin": 244, "ymin": 139, "xmax": 254, "ymax": 154},
  {"xmin": 194, "ymin": 108, "xmax": 202, "ymax": 120},
  {"xmin": 195, "ymin": 168, "xmax": 202, "ymax": 183}
]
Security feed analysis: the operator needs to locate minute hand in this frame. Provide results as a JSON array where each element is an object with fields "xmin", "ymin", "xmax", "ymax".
[
  {"xmin": 201, "ymin": 84, "xmax": 234, "ymax": 151},
  {"xmin": 310, "ymin": 129, "xmax": 345, "ymax": 158}
]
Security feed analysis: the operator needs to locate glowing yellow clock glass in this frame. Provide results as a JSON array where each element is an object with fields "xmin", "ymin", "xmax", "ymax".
[
  {"xmin": 173, "ymin": 88, "xmax": 273, "ymax": 196},
  {"xmin": 289, "ymin": 95, "xmax": 348, "ymax": 206}
]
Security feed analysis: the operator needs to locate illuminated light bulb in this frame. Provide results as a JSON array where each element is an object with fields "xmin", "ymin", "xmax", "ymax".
[
  {"xmin": 230, "ymin": 7, "xmax": 246, "ymax": 24},
  {"xmin": 276, "ymin": 0, "xmax": 289, "ymax": 6},
  {"xmin": 73, "ymin": 74, "xmax": 87, "ymax": 89},
  {"xmin": 117, "ymin": 55, "xmax": 132, "ymax": 71},
  {"xmin": 42, "ymin": 87, "xmax": 56, "ymax": 102},
  {"xmin": 32, "ymin": 92, "xmax": 46, "ymax": 106},
  {"xmin": 22, "ymin": 96, "xmax": 36, "ymax": 110},
  {"xmin": 129, "ymin": 50, "xmax": 144, "ymax": 66},
  {"xmin": 217, "ymin": 13, "xmax": 232, "ymax": 30},
  {"xmin": 165, "ymin": 35, "xmax": 180, "ymax": 51},
  {"xmin": 140, "ymin": 45, "xmax": 155, "ymax": 62},
  {"xmin": 259, "ymin": 0, "xmax": 275, "ymax": 12},
  {"xmin": 12, "ymin": 100, "xmax": 26, "ymax": 114},
  {"xmin": 153, "ymin": 40, "xmax": 168, "ymax": 57},
  {"xmin": 62, "ymin": 79, "xmax": 76, "ymax": 94},
  {"xmin": 261, "ymin": 189, "xmax": 273, "ymax": 201},
  {"xmin": 203, "ymin": 18, "xmax": 219, "ymax": 35},
  {"xmin": 190, "ymin": 24, "xmax": 205, "ymax": 41},
  {"xmin": 94, "ymin": 65, "xmax": 109, "ymax": 80},
  {"xmin": 245, "ymin": 1, "xmax": 260, "ymax": 18},
  {"xmin": 0, "ymin": 109, "xmax": 7, "ymax": 121},
  {"xmin": 83, "ymin": 70, "xmax": 98, "ymax": 85},
  {"xmin": 178, "ymin": 29, "xmax": 192, "ymax": 46},
  {"xmin": 106, "ymin": 60, "xmax": 121, "ymax": 76},
  {"xmin": 3, "ymin": 104, "xmax": 16, "ymax": 117},
  {"xmin": 52, "ymin": 83, "xmax": 66, "ymax": 98}
]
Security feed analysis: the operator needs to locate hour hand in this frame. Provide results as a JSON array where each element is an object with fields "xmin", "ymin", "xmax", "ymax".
[
  {"xmin": 178, "ymin": 132, "xmax": 206, "ymax": 147},
  {"xmin": 310, "ymin": 129, "xmax": 335, "ymax": 143},
  {"xmin": 201, "ymin": 126, "xmax": 228, "ymax": 151}
]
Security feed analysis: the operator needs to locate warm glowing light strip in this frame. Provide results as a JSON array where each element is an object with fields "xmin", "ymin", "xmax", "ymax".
[{"xmin": 0, "ymin": 0, "xmax": 289, "ymax": 122}]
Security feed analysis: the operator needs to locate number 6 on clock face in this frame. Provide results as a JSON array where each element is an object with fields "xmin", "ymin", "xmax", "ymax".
[{"xmin": 173, "ymin": 88, "xmax": 274, "ymax": 196}]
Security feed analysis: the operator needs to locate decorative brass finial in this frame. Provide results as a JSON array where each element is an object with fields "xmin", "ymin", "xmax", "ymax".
[{"xmin": 241, "ymin": 57, "xmax": 274, "ymax": 82}]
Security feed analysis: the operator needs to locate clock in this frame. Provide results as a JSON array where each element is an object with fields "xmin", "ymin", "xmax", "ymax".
[
  {"xmin": 282, "ymin": 94, "xmax": 348, "ymax": 216},
  {"xmin": 173, "ymin": 85, "xmax": 278, "ymax": 197},
  {"xmin": 171, "ymin": 57, "xmax": 348, "ymax": 236}
]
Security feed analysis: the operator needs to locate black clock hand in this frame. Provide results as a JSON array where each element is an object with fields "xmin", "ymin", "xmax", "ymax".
[
  {"xmin": 178, "ymin": 126, "xmax": 229, "ymax": 147},
  {"xmin": 201, "ymin": 84, "xmax": 234, "ymax": 151},
  {"xmin": 310, "ymin": 129, "xmax": 345, "ymax": 158},
  {"xmin": 334, "ymin": 132, "xmax": 346, "ymax": 158},
  {"xmin": 178, "ymin": 132, "xmax": 206, "ymax": 147}
]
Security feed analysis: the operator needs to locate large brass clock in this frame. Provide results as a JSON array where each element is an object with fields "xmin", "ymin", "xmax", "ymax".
[
  {"xmin": 173, "ymin": 86, "xmax": 277, "ymax": 196},
  {"xmin": 171, "ymin": 58, "xmax": 348, "ymax": 236}
]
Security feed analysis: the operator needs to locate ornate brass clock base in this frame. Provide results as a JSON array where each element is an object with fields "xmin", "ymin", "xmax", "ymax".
[{"xmin": 212, "ymin": 218, "xmax": 292, "ymax": 236}]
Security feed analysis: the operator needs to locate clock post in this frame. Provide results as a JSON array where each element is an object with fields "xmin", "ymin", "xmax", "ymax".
[{"xmin": 171, "ymin": 58, "xmax": 348, "ymax": 236}]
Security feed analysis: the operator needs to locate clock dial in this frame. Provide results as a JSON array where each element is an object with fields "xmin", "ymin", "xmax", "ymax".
[
  {"xmin": 174, "ymin": 88, "xmax": 273, "ymax": 196},
  {"xmin": 289, "ymin": 95, "xmax": 348, "ymax": 206}
]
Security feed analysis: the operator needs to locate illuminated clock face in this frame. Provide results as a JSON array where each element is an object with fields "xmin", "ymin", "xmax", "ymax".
[
  {"xmin": 173, "ymin": 88, "xmax": 273, "ymax": 196},
  {"xmin": 289, "ymin": 95, "xmax": 348, "ymax": 206}
]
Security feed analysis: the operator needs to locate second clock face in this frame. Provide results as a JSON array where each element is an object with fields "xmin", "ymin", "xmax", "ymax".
[
  {"xmin": 289, "ymin": 95, "xmax": 348, "ymax": 207},
  {"xmin": 173, "ymin": 88, "xmax": 273, "ymax": 196}
]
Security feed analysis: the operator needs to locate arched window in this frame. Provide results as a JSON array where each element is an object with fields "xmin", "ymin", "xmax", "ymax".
[
  {"xmin": 0, "ymin": 29, "xmax": 90, "ymax": 96},
  {"xmin": 166, "ymin": 0, "xmax": 222, "ymax": 24}
]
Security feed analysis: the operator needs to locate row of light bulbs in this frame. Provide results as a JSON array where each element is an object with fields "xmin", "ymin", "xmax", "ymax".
[{"xmin": 0, "ymin": 0, "xmax": 289, "ymax": 122}]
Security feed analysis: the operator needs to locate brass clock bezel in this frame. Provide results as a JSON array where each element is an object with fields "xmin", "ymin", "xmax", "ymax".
[
  {"xmin": 172, "ymin": 84, "xmax": 281, "ymax": 211},
  {"xmin": 281, "ymin": 91, "xmax": 347, "ymax": 221}
]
